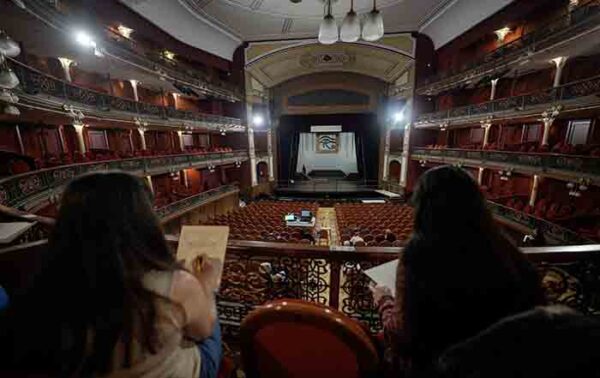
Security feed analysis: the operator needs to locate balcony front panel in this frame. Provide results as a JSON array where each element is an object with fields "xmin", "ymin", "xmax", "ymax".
[
  {"xmin": 411, "ymin": 148, "xmax": 599, "ymax": 183},
  {"xmin": 11, "ymin": 61, "xmax": 243, "ymax": 130},
  {"xmin": 0, "ymin": 151, "xmax": 248, "ymax": 209},
  {"xmin": 156, "ymin": 185, "xmax": 239, "ymax": 222}
]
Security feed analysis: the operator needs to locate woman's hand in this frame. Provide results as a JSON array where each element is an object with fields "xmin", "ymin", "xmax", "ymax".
[
  {"xmin": 192, "ymin": 255, "xmax": 222, "ymax": 291},
  {"xmin": 370, "ymin": 285, "xmax": 393, "ymax": 305}
]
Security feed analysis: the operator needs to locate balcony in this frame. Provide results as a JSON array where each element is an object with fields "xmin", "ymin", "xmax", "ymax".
[
  {"xmin": 10, "ymin": 60, "xmax": 243, "ymax": 131},
  {"xmin": 411, "ymin": 148, "xmax": 599, "ymax": 184},
  {"xmin": 415, "ymin": 74, "xmax": 600, "ymax": 127},
  {"xmin": 156, "ymin": 184, "xmax": 239, "ymax": 222},
  {"xmin": 417, "ymin": 0, "xmax": 600, "ymax": 96},
  {"xmin": 22, "ymin": 0, "xmax": 241, "ymax": 102},
  {"xmin": 2, "ymin": 239, "xmax": 599, "ymax": 338},
  {"xmin": 0, "ymin": 150, "xmax": 248, "ymax": 210}
]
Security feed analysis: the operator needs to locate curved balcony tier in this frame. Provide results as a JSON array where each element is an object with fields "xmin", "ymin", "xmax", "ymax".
[
  {"xmin": 10, "ymin": 60, "xmax": 243, "ymax": 131},
  {"xmin": 415, "ymin": 74, "xmax": 600, "ymax": 127},
  {"xmin": 0, "ymin": 151, "xmax": 248, "ymax": 210},
  {"xmin": 21, "ymin": 0, "xmax": 241, "ymax": 101},
  {"xmin": 417, "ymin": 0, "xmax": 600, "ymax": 96},
  {"xmin": 411, "ymin": 148, "xmax": 599, "ymax": 185}
]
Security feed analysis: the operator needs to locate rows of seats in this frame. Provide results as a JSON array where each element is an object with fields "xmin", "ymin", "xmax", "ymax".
[
  {"xmin": 335, "ymin": 203, "xmax": 414, "ymax": 246},
  {"xmin": 205, "ymin": 201, "xmax": 319, "ymax": 242}
]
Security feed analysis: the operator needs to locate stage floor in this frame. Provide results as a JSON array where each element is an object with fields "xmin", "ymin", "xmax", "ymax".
[{"xmin": 277, "ymin": 180, "xmax": 375, "ymax": 193}]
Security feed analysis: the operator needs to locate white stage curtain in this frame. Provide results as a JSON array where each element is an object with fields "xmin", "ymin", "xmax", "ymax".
[{"xmin": 296, "ymin": 132, "xmax": 358, "ymax": 175}]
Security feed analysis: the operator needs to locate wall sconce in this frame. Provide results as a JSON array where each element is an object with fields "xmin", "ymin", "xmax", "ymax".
[
  {"xmin": 234, "ymin": 160, "xmax": 242, "ymax": 168},
  {"xmin": 163, "ymin": 50, "xmax": 176, "ymax": 60},
  {"xmin": 419, "ymin": 160, "xmax": 427, "ymax": 167},
  {"xmin": 498, "ymin": 169, "xmax": 512, "ymax": 181},
  {"xmin": 567, "ymin": 179, "xmax": 589, "ymax": 197},
  {"xmin": 494, "ymin": 27, "xmax": 511, "ymax": 42},
  {"xmin": 117, "ymin": 25, "xmax": 134, "ymax": 39}
]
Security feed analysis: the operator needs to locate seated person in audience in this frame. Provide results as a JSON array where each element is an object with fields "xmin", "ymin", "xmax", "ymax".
[
  {"xmin": 436, "ymin": 306, "xmax": 600, "ymax": 378},
  {"xmin": 0, "ymin": 172, "xmax": 222, "ymax": 378},
  {"xmin": 301, "ymin": 230, "xmax": 315, "ymax": 244},
  {"xmin": 384, "ymin": 229, "xmax": 397, "ymax": 243},
  {"xmin": 350, "ymin": 233, "xmax": 364, "ymax": 246},
  {"xmin": 371, "ymin": 166, "xmax": 544, "ymax": 377}
]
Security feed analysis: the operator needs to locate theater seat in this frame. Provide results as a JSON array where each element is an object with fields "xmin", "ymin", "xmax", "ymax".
[{"xmin": 240, "ymin": 299, "xmax": 379, "ymax": 378}]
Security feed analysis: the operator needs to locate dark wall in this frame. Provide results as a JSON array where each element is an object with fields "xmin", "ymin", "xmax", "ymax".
[{"xmin": 277, "ymin": 113, "xmax": 381, "ymax": 182}]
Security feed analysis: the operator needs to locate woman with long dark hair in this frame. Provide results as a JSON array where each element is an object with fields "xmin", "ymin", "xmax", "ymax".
[
  {"xmin": 372, "ymin": 166, "xmax": 544, "ymax": 377},
  {"xmin": 1, "ymin": 172, "xmax": 222, "ymax": 377}
]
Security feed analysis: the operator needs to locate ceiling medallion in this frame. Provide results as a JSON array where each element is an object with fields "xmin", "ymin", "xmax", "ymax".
[{"xmin": 299, "ymin": 51, "xmax": 356, "ymax": 69}]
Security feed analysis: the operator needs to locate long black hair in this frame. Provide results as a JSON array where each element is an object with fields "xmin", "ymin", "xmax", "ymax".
[
  {"xmin": 397, "ymin": 166, "xmax": 544, "ymax": 375},
  {"xmin": 2, "ymin": 172, "xmax": 180, "ymax": 375}
]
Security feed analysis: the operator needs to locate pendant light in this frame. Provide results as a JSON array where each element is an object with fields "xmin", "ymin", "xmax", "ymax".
[
  {"xmin": 318, "ymin": 0, "xmax": 338, "ymax": 45},
  {"xmin": 0, "ymin": 68, "xmax": 19, "ymax": 89},
  {"xmin": 362, "ymin": 0, "xmax": 384, "ymax": 42},
  {"xmin": 0, "ymin": 31, "xmax": 21, "ymax": 58},
  {"xmin": 340, "ymin": 0, "xmax": 361, "ymax": 42}
]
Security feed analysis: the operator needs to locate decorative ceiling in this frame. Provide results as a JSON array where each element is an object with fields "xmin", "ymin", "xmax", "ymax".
[
  {"xmin": 120, "ymin": 0, "xmax": 516, "ymax": 60},
  {"xmin": 245, "ymin": 38, "xmax": 414, "ymax": 88}
]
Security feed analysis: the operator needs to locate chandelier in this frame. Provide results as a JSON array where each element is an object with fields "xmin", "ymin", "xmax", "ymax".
[{"xmin": 319, "ymin": 0, "xmax": 384, "ymax": 45}]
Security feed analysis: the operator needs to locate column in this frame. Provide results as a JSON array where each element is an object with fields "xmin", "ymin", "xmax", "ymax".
[
  {"xmin": 182, "ymin": 170, "xmax": 189, "ymax": 188},
  {"xmin": 551, "ymin": 57, "xmax": 568, "ymax": 88},
  {"xmin": 138, "ymin": 128, "xmax": 147, "ymax": 150},
  {"xmin": 267, "ymin": 129, "xmax": 275, "ymax": 182},
  {"xmin": 382, "ymin": 127, "xmax": 391, "ymax": 181},
  {"xmin": 176, "ymin": 130, "xmax": 185, "ymax": 151},
  {"xmin": 15, "ymin": 125, "xmax": 24, "ymax": 154},
  {"xmin": 130, "ymin": 80, "xmax": 140, "ymax": 102},
  {"xmin": 477, "ymin": 167, "xmax": 484, "ymax": 185},
  {"xmin": 57, "ymin": 57, "xmax": 74, "ymax": 83},
  {"xmin": 129, "ymin": 130, "xmax": 135, "ymax": 152},
  {"xmin": 73, "ymin": 122, "xmax": 86, "ymax": 153},
  {"xmin": 490, "ymin": 78, "xmax": 499, "ymax": 101},
  {"xmin": 399, "ymin": 100, "xmax": 413, "ymax": 188},
  {"xmin": 481, "ymin": 121, "xmax": 492, "ymax": 148},
  {"xmin": 529, "ymin": 175, "xmax": 540, "ymax": 207},
  {"xmin": 172, "ymin": 93, "xmax": 179, "ymax": 109},
  {"xmin": 248, "ymin": 127, "xmax": 258, "ymax": 186},
  {"xmin": 146, "ymin": 176, "xmax": 154, "ymax": 194},
  {"xmin": 541, "ymin": 107, "xmax": 560, "ymax": 146}
]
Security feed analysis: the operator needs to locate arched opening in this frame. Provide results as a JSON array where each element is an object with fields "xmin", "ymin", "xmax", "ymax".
[
  {"xmin": 389, "ymin": 160, "xmax": 401, "ymax": 182},
  {"xmin": 257, "ymin": 161, "xmax": 269, "ymax": 183}
]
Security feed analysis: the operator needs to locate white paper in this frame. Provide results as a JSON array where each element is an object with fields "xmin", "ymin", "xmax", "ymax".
[{"xmin": 364, "ymin": 259, "xmax": 398, "ymax": 297}]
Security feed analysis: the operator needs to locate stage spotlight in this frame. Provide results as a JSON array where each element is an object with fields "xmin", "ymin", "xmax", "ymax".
[
  {"xmin": 252, "ymin": 114, "xmax": 264, "ymax": 127},
  {"xmin": 393, "ymin": 110, "xmax": 404, "ymax": 123}
]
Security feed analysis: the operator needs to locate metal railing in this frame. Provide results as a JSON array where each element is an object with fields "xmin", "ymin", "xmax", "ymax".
[
  {"xmin": 0, "ymin": 151, "xmax": 248, "ymax": 209},
  {"xmin": 418, "ymin": 0, "xmax": 600, "ymax": 93},
  {"xmin": 22, "ymin": 0, "xmax": 241, "ymax": 101},
  {"xmin": 156, "ymin": 185, "xmax": 239, "ymax": 221},
  {"xmin": 10, "ymin": 59, "xmax": 243, "ymax": 127},
  {"xmin": 416, "ymin": 74, "xmax": 600, "ymax": 124}
]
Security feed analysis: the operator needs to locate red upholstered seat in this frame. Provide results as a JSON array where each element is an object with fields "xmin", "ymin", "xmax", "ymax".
[{"xmin": 240, "ymin": 299, "xmax": 379, "ymax": 378}]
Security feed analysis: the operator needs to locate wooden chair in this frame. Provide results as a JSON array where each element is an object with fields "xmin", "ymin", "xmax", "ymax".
[{"xmin": 240, "ymin": 299, "xmax": 379, "ymax": 378}]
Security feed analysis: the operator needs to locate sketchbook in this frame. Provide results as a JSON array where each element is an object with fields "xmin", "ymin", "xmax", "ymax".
[
  {"xmin": 364, "ymin": 259, "xmax": 399, "ymax": 297},
  {"xmin": 176, "ymin": 225, "xmax": 229, "ymax": 284}
]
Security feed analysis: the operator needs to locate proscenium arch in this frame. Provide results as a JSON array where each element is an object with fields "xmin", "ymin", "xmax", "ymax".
[{"xmin": 245, "ymin": 39, "xmax": 415, "ymax": 88}]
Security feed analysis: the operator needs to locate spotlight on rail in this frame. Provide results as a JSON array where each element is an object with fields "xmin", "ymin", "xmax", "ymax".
[{"xmin": 252, "ymin": 114, "xmax": 264, "ymax": 127}]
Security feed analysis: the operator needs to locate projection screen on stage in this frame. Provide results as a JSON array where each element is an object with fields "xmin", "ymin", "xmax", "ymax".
[{"xmin": 295, "ymin": 132, "xmax": 358, "ymax": 175}]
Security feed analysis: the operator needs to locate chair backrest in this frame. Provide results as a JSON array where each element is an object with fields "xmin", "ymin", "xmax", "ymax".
[{"xmin": 240, "ymin": 299, "xmax": 379, "ymax": 378}]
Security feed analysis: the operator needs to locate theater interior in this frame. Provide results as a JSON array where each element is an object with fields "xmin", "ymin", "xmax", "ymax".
[{"xmin": 0, "ymin": 0, "xmax": 599, "ymax": 376}]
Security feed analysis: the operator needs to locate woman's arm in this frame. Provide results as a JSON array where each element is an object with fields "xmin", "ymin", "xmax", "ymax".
[{"xmin": 170, "ymin": 266, "xmax": 218, "ymax": 341}]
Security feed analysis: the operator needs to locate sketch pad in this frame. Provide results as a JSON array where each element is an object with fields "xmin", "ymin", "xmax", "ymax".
[
  {"xmin": 176, "ymin": 225, "xmax": 229, "ymax": 282},
  {"xmin": 364, "ymin": 259, "xmax": 398, "ymax": 297}
]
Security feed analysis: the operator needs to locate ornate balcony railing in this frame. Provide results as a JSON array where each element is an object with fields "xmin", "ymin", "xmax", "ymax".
[
  {"xmin": 0, "ymin": 151, "xmax": 248, "ymax": 209},
  {"xmin": 411, "ymin": 148, "xmax": 600, "ymax": 180},
  {"xmin": 487, "ymin": 202, "xmax": 594, "ymax": 245},
  {"xmin": 156, "ymin": 185, "xmax": 239, "ymax": 221},
  {"xmin": 10, "ymin": 60, "xmax": 243, "ymax": 128},
  {"xmin": 417, "ymin": 0, "xmax": 600, "ymax": 95},
  {"xmin": 416, "ymin": 74, "xmax": 600, "ymax": 125},
  {"xmin": 22, "ymin": 0, "xmax": 241, "ymax": 102}
]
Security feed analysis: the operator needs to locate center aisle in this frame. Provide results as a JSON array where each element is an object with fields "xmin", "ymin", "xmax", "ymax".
[{"xmin": 316, "ymin": 207, "xmax": 339, "ymax": 246}]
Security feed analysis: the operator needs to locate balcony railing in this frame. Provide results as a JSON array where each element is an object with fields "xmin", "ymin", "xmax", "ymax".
[
  {"xmin": 0, "ymin": 151, "xmax": 248, "ymax": 209},
  {"xmin": 156, "ymin": 185, "xmax": 239, "ymax": 221},
  {"xmin": 488, "ymin": 202, "xmax": 594, "ymax": 245},
  {"xmin": 10, "ymin": 60, "xmax": 243, "ymax": 128},
  {"xmin": 23, "ymin": 0, "xmax": 241, "ymax": 101},
  {"xmin": 411, "ymin": 148, "xmax": 600, "ymax": 179},
  {"xmin": 416, "ymin": 74, "xmax": 600, "ymax": 124},
  {"xmin": 418, "ymin": 0, "xmax": 600, "ymax": 94}
]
